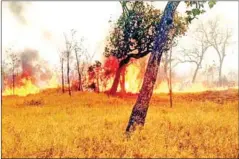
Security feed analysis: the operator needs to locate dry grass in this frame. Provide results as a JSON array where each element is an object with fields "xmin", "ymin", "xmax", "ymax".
[{"xmin": 2, "ymin": 89, "xmax": 239, "ymax": 158}]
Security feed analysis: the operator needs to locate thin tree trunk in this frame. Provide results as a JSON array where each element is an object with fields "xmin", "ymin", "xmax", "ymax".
[
  {"xmin": 169, "ymin": 45, "xmax": 173, "ymax": 108},
  {"xmin": 61, "ymin": 58, "xmax": 65, "ymax": 93},
  {"xmin": 75, "ymin": 50, "xmax": 83, "ymax": 91},
  {"xmin": 96, "ymin": 70, "xmax": 100, "ymax": 93},
  {"xmin": 67, "ymin": 52, "xmax": 71, "ymax": 96},
  {"xmin": 192, "ymin": 65, "xmax": 199, "ymax": 83},
  {"xmin": 12, "ymin": 67, "xmax": 15, "ymax": 95},
  {"xmin": 218, "ymin": 58, "xmax": 224, "ymax": 87},
  {"xmin": 126, "ymin": 1, "xmax": 180, "ymax": 132}
]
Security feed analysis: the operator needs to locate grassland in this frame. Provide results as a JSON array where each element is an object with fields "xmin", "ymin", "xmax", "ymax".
[{"xmin": 2, "ymin": 89, "xmax": 239, "ymax": 158}]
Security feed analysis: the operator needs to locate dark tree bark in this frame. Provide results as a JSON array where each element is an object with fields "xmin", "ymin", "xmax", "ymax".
[{"xmin": 126, "ymin": 1, "xmax": 180, "ymax": 132}]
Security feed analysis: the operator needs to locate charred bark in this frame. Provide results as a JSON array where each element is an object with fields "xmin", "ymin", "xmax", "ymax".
[{"xmin": 126, "ymin": 1, "xmax": 180, "ymax": 132}]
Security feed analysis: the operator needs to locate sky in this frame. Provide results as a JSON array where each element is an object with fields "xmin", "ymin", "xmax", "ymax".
[{"xmin": 2, "ymin": 1, "xmax": 238, "ymax": 78}]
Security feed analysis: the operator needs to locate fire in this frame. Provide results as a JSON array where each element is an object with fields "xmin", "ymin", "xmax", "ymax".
[
  {"xmin": 124, "ymin": 62, "xmax": 238, "ymax": 94},
  {"xmin": 3, "ymin": 73, "xmax": 59, "ymax": 97},
  {"xmin": 125, "ymin": 64, "xmax": 141, "ymax": 93},
  {"xmin": 3, "ymin": 78, "xmax": 40, "ymax": 96}
]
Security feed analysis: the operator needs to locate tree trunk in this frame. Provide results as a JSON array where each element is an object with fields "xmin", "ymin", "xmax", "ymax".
[
  {"xmin": 192, "ymin": 65, "xmax": 199, "ymax": 83},
  {"xmin": 67, "ymin": 52, "xmax": 71, "ymax": 96},
  {"xmin": 126, "ymin": 1, "xmax": 180, "ymax": 132},
  {"xmin": 96, "ymin": 71, "xmax": 100, "ymax": 93},
  {"xmin": 109, "ymin": 64, "xmax": 126, "ymax": 95},
  {"xmin": 126, "ymin": 54, "xmax": 160, "ymax": 132},
  {"xmin": 169, "ymin": 45, "xmax": 173, "ymax": 108},
  {"xmin": 120, "ymin": 66, "xmax": 126, "ymax": 93},
  {"xmin": 61, "ymin": 58, "xmax": 65, "ymax": 93},
  {"xmin": 218, "ymin": 58, "xmax": 224, "ymax": 87},
  {"xmin": 12, "ymin": 67, "xmax": 15, "ymax": 95},
  {"xmin": 75, "ymin": 50, "xmax": 83, "ymax": 91}
]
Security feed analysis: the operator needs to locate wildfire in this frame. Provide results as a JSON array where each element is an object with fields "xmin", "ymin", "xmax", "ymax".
[
  {"xmin": 124, "ymin": 63, "xmax": 238, "ymax": 94},
  {"xmin": 3, "ymin": 73, "xmax": 59, "ymax": 97},
  {"xmin": 3, "ymin": 78, "xmax": 40, "ymax": 96},
  {"xmin": 125, "ymin": 64, "xmax": 141, "ymax": 93}
]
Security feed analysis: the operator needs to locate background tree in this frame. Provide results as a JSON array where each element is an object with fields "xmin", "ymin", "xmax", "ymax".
[
  {"xmin": 177, "ymin": 25, "xmax": 211, "ymax": 83},
  {"xmin": 126, "ymin": 1, "xmax": 216, "ymax": 133},
  {"xmin": 161, "ymin": 38, "xmax": 179, "ymax": 108},
  {"xmin": 74, "ymin": 37, "xmax": 86, "ymax": 91},
  {"xmin": 5, "ymin": 48, "xmax": 21, "ymax": 95},
  {"xmin": 58, "ymin": 49, "xmax": 65, "ymax": 93},
  {"xmin": 199, "ymin": 17, "xmax": 233, "ymax": 86},
  {"xmin": 63, "ymin": 29, "xmax": 84, "ymax": 95}
]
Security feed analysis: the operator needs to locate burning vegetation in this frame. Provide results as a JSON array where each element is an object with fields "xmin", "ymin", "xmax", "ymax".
[{"xmin": 2, "ymin": 1, "xmax": 239, "ymax": 158}]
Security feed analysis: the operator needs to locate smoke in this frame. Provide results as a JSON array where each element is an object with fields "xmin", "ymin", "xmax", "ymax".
[
  {"xmin": 8, "ymin": 1, "xmax": 29, "ymax": 24},
  {"xmin": 20, "ymin": 49, "xmax": 53, "ymax": 85}
]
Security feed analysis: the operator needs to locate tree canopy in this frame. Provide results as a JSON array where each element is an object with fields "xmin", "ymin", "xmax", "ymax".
[{"xmin": 104, "ymin": 1, "xmax": 188, "ymax": 67}]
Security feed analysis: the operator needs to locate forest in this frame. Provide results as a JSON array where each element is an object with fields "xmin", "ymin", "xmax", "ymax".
[{"xmin": 2, "ymin": 1, "xmax": 238, "ymax": 158}]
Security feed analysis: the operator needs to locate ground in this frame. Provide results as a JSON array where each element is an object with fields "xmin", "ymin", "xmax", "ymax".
[{"xmin": 2, "ymin": 89, "xmax": 239, "ymax": 158}]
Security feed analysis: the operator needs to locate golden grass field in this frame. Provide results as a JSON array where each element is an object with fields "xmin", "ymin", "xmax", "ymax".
[{"xmin": 2, "ymin": 89, "xmax": 239, "ymax": 158}]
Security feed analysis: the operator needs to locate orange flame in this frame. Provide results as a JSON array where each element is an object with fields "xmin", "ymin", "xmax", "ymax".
[
  {"xmin": 3, "ymin": 73, "xmax": 59, "ymax": 96},
  {"xmin": 3, "ymin": 78, "xmax": 40, "ymax": 96}
]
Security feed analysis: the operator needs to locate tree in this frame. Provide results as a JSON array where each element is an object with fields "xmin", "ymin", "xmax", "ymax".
[
  {"xmin": 105, "ymin": 1, "xmax": 186, "ymax": 95},
  {"xmin": 161, "ymin": 39, "xmax": 178, "ymax": 108},
  {"xmin": 74, "ymin": 37, "xmax": 85, "ymax": 91},
  {"xmin": 178, "ymin": 25, "xmax": 210, "ymax": 83},
  {"xmin": 126, "ymin": 1, "xmax": 216, "ymax": 133},
  {"xmin": 105, "ymin": 1, "xmax": 186, "ymax": 94},
  {"xmin": 5, "ymin": 48, "xmax": 20, "ymax": 95},
  {"xmin": 200, "ymin": 18, "xmax": 233, "ymax": 86},
  {"xmin": 58, "ymin": 50, "xmax": 65, "ymax": 93},
  {"xmin": 87, "ymin": 61, "xmax": 102, "ymax": 92},
  {"xmin": 63, "ymin": 29, "xmax": 80, "ymax": 95}
]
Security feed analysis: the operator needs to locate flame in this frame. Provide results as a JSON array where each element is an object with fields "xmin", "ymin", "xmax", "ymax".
[
  {"xmin": 124, "ymin": 63, "xmax": 238, "ymax": 94},
  {"xmin": 125, "ymin": 64, "xmax": 141, "ymax": 93},
  {"xmin": 3, "ymin": 78, "xmax": 40, "ymax": 96},
  {"xmin": 3, "ymin": 73, "xmax": 59, "ymax": 96}
]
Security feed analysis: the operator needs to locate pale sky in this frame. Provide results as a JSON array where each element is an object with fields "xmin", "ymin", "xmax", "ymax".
[{"xmin": 2, "ymin": 1, "xmax": 238, "ymax": 78}]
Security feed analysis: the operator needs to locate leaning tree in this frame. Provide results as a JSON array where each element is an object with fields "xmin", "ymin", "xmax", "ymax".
[
  {"xmin": 104, "ymin": 1, "xmax": 187, "ymax": 95},
  {"xmin": 126, "ymin": 1, "xmax": 216, "ymax": 133}
]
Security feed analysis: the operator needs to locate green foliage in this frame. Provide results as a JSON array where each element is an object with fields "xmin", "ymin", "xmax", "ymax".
[
  {"xmin": 105, "ymin": 1, "xmax": 187, "ymax": 62},
  {"xmin": 208, "ymin": 0, "xmax": 216, "ymax": 8},
  {"xmin": 185, "ymin": 0, "xmax": 216, "ymax": 24}
]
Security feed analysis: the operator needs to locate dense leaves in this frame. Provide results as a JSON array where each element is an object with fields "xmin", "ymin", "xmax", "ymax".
[{"xmin": 104, "ymin": 2, "xmax": 187, "ymax": 65}]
